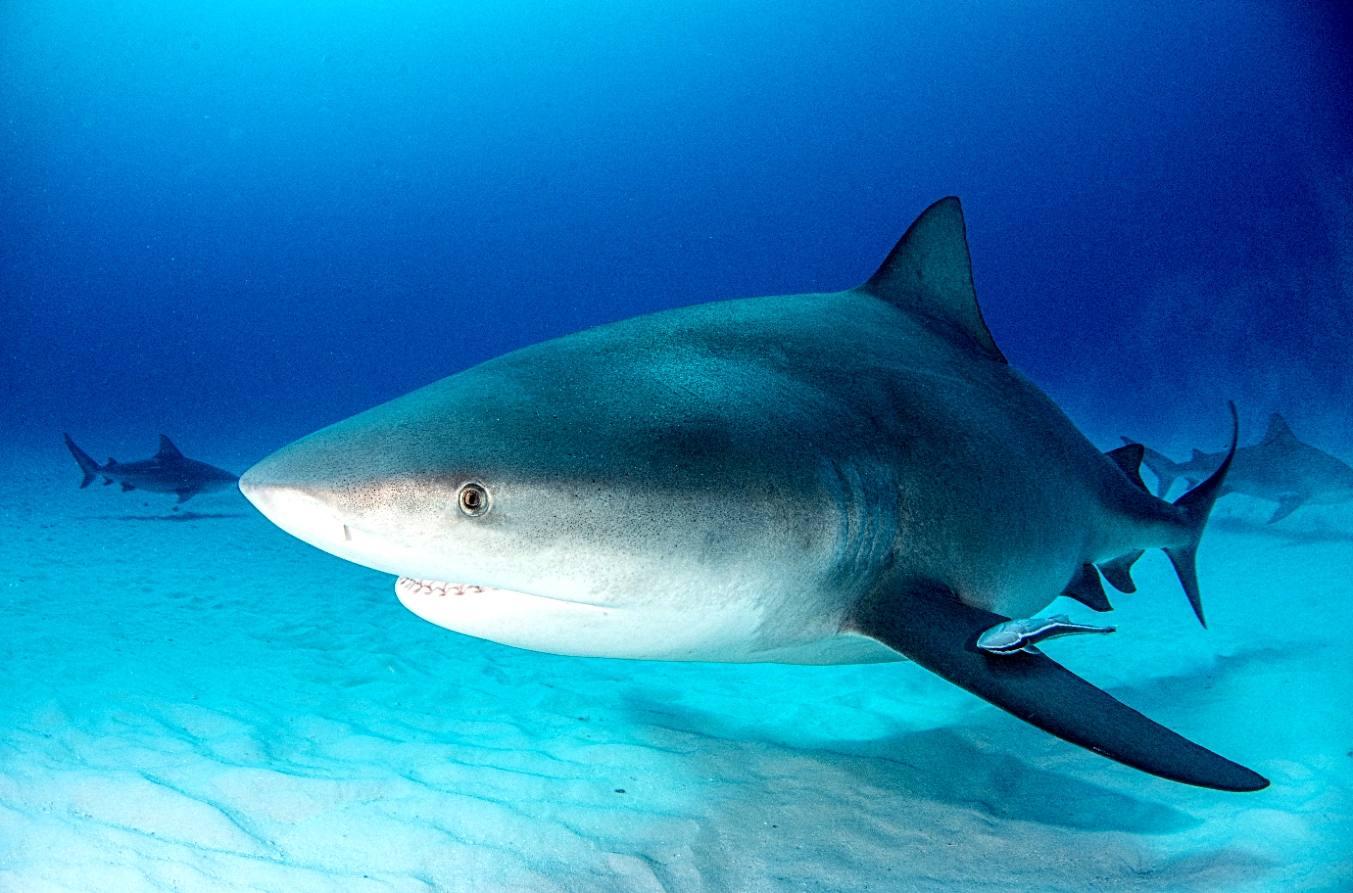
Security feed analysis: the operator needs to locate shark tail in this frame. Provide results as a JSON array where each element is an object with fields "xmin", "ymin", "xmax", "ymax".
[
  {"xmin": 63, "ymin": 433, "xmax": 102, "ymax": 488},
  {"xmin": 1122, "ymin": 436, "xmax": 1188, "ymax": 498},
  {"xmin": 1162, "ymin": 403, "xmax": 1239, "ymax": 629}
]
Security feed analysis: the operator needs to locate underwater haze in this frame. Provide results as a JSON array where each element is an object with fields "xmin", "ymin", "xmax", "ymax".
[{"xmin": 3, "ymin": 2, "xmax": 1352, "ymax": 891}]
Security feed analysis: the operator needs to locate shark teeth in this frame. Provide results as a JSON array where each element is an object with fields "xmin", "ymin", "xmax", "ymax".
[{"xmin": 396, "ymin": 577, "xmax": 487, "ymax": 598}]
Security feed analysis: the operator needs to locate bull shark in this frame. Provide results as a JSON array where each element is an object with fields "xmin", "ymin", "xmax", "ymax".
[
  {"xmin": 240, "ymin": 197, "xmax": 1267, "ymax": 792},
  {"xmin": 65, "ymin": 433, "xmax": 238, "ymax": 503},
  {"xmin": 1128, "ymin": 414, "xmax": 1353, "ymax": 524}
]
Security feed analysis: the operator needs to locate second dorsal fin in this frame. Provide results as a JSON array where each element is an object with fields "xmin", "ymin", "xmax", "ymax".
[
  {"xmin": 859, "ymin": 197, "xmax": 1006, "ymax": 364},
  {"xmin": 1104, "ymin": 443, "xmax": 1147, "ymax": 491}
]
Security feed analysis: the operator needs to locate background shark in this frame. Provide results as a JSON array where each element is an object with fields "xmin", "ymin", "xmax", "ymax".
[
  {"xmin": 240, "ymin": 198, "xmax": 1266, "ymax": 792},
  {"xmin": 1129, "ymin": 414, "xmax": 1353, "ymax": 523},
  {"xmin": 64, "ymin": 433, "xmax": 238, "ymax": 503}
]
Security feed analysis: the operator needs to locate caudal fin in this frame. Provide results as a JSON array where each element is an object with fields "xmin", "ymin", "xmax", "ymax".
[
  {"xmin": 1163, "ymin": 403, "xmax": 1239, "ymax": 628},
  {"xmin": 63, "ymin": 433, "xmax": 102, "ymax": 488}
]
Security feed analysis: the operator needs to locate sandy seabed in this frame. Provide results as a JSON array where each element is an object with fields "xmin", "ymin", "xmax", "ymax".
[{"xmin": 1, "ymin": 444, "xmax": 1349, "ymax": 893}]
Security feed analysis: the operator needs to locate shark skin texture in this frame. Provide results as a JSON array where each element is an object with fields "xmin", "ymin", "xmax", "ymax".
[{"xmin": 239, "ymin": 197, "xmax": 1267, "ymax": 792}]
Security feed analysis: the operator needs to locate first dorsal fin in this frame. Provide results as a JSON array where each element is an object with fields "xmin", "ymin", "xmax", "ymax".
[
  {"xmin": 1262, "ymin": 413, "xmax": 1297, "ymax": 446},
  {"xmin": 156, "ymin": 434, "xmax": 184, "ymax": 460},
  {"xmin": 859, "ymin": 197, "xmax": 1006, "ymax": 364}
]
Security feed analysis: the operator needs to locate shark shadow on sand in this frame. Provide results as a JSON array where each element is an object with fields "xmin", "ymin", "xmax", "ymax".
[
  {"xmin": 621, "ymin": 688, "xmax": 1198, "ymax": 834},
  {"xmin": 1208, "ymin": 514, "xmax": 1353, "ymax": 546},
  {"xmin": 611, "ymin": 643, "xmax": 1289, "ymax": 888},
  {"xmin": 90, "ymin": 511, "xmax": 250, "ymax": 523},
  {"xmin": 625, "ymin": 641, "xmax": 1303, "ymax": 831}
]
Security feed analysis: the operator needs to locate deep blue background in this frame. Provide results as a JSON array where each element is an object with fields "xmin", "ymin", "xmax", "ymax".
[{"xmin": 3, "ymin": 1, "xmax": 1350, "ymax": 462}]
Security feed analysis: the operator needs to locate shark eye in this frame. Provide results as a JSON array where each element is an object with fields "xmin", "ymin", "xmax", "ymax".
[{"xmin": 457, "ymin": 482, "xmax": 491, "ymax": 517}]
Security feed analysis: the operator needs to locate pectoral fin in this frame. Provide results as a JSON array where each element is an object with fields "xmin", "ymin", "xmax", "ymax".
[
  {"xmin": 1267, "ymin": 495, "xmax": 1305, "ymax": 524},
  {"xmin": 847, "ymin": 582, "xmax": 1267, "ymax": 792}
]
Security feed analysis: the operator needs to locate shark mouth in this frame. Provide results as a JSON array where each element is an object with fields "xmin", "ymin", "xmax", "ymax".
[
  {"xmin": 394, "ymin": 575, "xmax": 604, "ymax": 609},
  {"xmin": 395, "ymin": 577, "xmax": 493, "ymax": 598}
]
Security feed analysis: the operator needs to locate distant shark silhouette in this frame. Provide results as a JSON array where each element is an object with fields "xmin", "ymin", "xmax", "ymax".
[
  {"xmin": 64, "ymin": 433, "xmax": 238, "ymax": 503},
  {"xmin": 1127, "ymin": 414, "xmax": 1353, "ymax": 524}
]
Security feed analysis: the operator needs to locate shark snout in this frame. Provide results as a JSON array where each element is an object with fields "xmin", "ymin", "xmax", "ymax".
[
  {"xmin": 239, "ymin": 469, "xmax": 345, "ymax": 543},
  {"xmin": 238, "ymin": 443, "xmax": 366, "ymax": 547},
  {"xmin": 238, "ymin": 452, "xmax": 421, "ymax": 577},
  {"xmin": 237, "ymin": 465, "xmax": 268, "ymax": 504}
]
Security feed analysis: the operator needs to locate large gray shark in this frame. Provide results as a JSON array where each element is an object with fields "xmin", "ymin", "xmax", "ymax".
[
  {"xmin": 240, "ymin": 198, "xmax": 1266, "ymax": 792},
  {"xmin": 65, "ymin": 433, "xmax": 238, "ymax": 502},
  {"xmin": 1128, "ymin": 414, "xmax": 1353, "ymax": 524}
]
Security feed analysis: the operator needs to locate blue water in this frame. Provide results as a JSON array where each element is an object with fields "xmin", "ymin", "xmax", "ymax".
[{"xmin": 3, "ymin": 3, "xmax": 1351, "ymax": 891}]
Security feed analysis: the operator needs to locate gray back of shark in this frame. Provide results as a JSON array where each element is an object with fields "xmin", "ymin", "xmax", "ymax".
[
  {"xmin": 65, "ymin": 433, "xmax": 238, "ymax": 503},
  {"xmin": 240, "ymin": 197, "xmax": 1266, "ymax": 792},
  {"xmin": 1132, "ymin": 413, "xmax": 1353, "ymax": 523}
]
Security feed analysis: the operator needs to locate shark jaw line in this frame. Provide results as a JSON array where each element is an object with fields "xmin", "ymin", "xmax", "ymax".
[
  {"xmin": 393, "ymin": 575, "xmax": 608, "ymax": 608},
  {"xmin": 394, "ymin": 576, "xmax": 493, "ymax": 598}
]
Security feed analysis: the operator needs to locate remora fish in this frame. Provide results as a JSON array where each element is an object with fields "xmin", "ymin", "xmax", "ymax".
[
  {"xmin": 240, "ymin": 198, "xmax": 1266, "ymax": 791},
  {"xmin": 976, "ymin": 614, "xmax": 1115, "ymax": 655},
  {"xmin": 65, "ymin": 433, "xmax": 238, "ymax": 503},
  {"xmin": 1128, "ymin": 414, "xmax": 1353, "ymax": 523}
]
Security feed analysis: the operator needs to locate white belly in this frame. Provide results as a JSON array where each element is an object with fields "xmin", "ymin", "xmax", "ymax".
[{"xmin": 393, "ymin": 577, "xmax": 901, "ymax": 664}]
